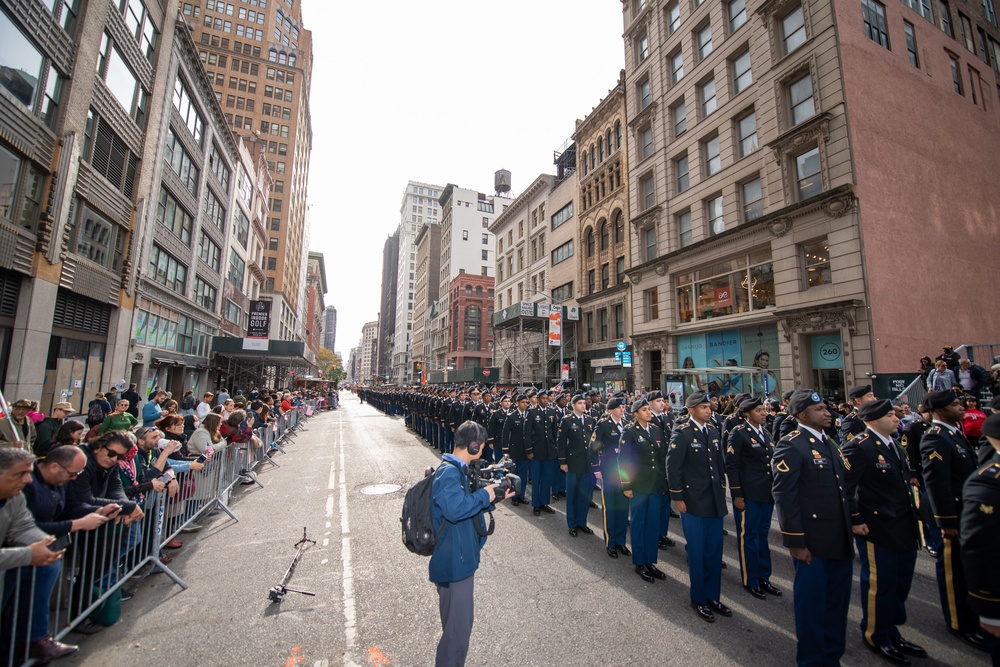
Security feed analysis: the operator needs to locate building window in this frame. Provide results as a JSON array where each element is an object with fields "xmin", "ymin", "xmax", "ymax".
[
  {"xmin": 615, "ymin": 304, "xmax": 625, "ymax": 339},
  {"xmin": 700, "ymin": 78, "xmax": 717, "ymax": 116},
  {"xmin": 862, "ymin": 0, "xmax": 890, "ymax": 49},
  {"xmin": 228, "ymin": 249, "xmax": 246, "ymax": 289},
  {"xmin": 194, "ymin": 277, "xmax": 217, "ymax": 311},
  {"xmin": 637, "ymin": 34, "xmax": 649, "ymax": 62},
  {"xmin": 640, "ymin": 173, "xmax": 656, "ymax": 209},
  {"xmin": 707, "ymin": 195, "xmax": 725, "ymax": 236},
  {"xmin": 588, "ymin": 269, "xmax": 596, "ymax": 295},
  {"xmin": 675, "ymin": 251, "xmax": 774, "ymax": 323},
  {"xmin": 644, "ymin": 287, "xmax": 659, "ymax": 321},
  {"xmin": 644, "ymin": 227, "xmax": 657, "ymax": 261},
  {"xmin": 586, "ymin": 311, "xmax": 594, "ymax": 343},
  {"xmin": 76, "ymin": 205, "xmax": 123, "ymax": 271},
  {"xmin": 938, "ymin": 1, "xmax": 954, "ymax": 37},
  {"xmin": 641, "ymin": 126, "xmax": 654, "ymax": 159},
  {"xmin": 969, "ymin": 66, "xmax": 979, "ymax": 104},
  {"xmin": 959, "ymin": 13, "xmax": 975, "ymax": 52},
  {"xmin": 795, "ymin": 147, "xmax": 823, "ymax": 199},
  {"xmin": 198, "ymin": 232, "xmax": 221, "ymax": 272},
  {"xmin": 616, "ymin": 257, "xmax": 625, "ymax": 285},
  {"xmin": 904, "ymin": 21, "xmax": 920, "ymax": 67},
  {"xmin": 741, "ymin": 177, "xmax": 763, "ymax": 221},
  {"xmin": 950, "ymin": 54, "xmax": 963, "ymax": 93},
  {"xmin": 638, "ymin": 78, "xmax": 652, "ymax": 109},
  {"xmin": 697, "ymin": 23, "xmax": 714, "ymax": 60},
  {"xmin": 156, "ymin": 187, "xmax": 193, "ymax": 246},
  {"xmin": 803, "ymin": 238, "xmax": 832, "ymax": 287},
  {"xmin": 599, "ymin": 309, "xmax": 608, "ymax": 341},
  {"xmin": 149, "ymin": 244, "xmax": 187, "ymax": 294},
  {"xmin": 678, "ymin": 210, "xmax": 693, "ymax": 248},
  {"xmin": 172, "ymin": 78, "xmax": 205, "ymax": 145},
  {"xmin": 733, "ymin": 49, "xmax": 753, "ymax": 94},
  {"xmin": 0, "ymin": 145, "xmax": 45, "ymax": 231},
  {"xmin": 224, "ymin": 299, "xmax": 242, "ymax": 325},
  {"xmin": 782, "ymin": 5, "xmax": 807, "ymax": 54},
  {"xmin": 673, "ymin": 101, "xmax": 687, "ymax": 136},
  {"xmin": 481, "ymin": 249, "xmax": 488, "ymax": 261},
  {"xmin": 601, "ymin": 264, "xmax": 610, "ymax": 289},
  {"xmin": 704, "ymin": 136, "xmax": 721, "ymax": 177},
  {"xmin": 730, "ymin": 0, "xmax": 748, "ymax": 32},
  {"xmin": 164, "ymin": 128, "xmax": 199, "ymax": 196},
  {"xmin": 84, "ymin": 110, "xmax": 139, "ymax": 198},
  {"xmin": 985, "ymin": 0, "xmax": 998, "ymax": 27},
  {"xmin": 667, "ymin": 2, "xmax": 681, "ymax": 33},
  {"xmin": 552, "ymin": 282, "xmax": 573, "ymax": 302},
  {"xmin": 205, "ymin": 190, "xmax": 225, "ymax": 231},
  {"xmin": 670, "ymin": 49, "xmax": 684, "ymax": 83},
  {"xmin": 614, "ymin": 212, "xmax": 625, "ymax": 244},
  {"xmin": 97, "ymin": 33, "xmax": 149, "ymax": 129},
  {"xmin": 482, "ymin": 233, "xmax": 489, "ymax": 244},
  {"xmin": 789, "ymin": 74, "xmax": 815, "ymax": 125},
  {"xmin": 597, "ymin": 221, "xmax": 608, "ymax": 250},
  {"xmin": 902, "ymin": 0, "xmax": 933, "ymax": 22},
  {"xmin": 737, "ymin": 111, "xmax": 758, "ymax": 157}
]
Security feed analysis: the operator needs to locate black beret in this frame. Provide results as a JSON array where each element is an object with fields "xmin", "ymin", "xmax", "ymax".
[
  {"xmin": 924, "ymin": 390, "xmax": 959, "ymax": 411},
  {"xmin": 848, "ymin": 385, "xmax": 872, "ymax": 400},
  {"xmin": 983, "ymin": 413, "xmax": 1000, "ymax": 439},
  {"xmin": 787, "ymin": 389, "xmax": 824, "ymax": 416},
  {"xmin": 646, "ymin": 390, "xmax": 663, "ymax": 401},
  {"xmin": 782, "ymin": 389, "xmax": 796, "ymax": 401},
  {"xmin": 606, "ymin": 397, "xmax": 624, "ymax": 410},
  {"xmin": 514, "ymin": 394, "xmax": 528, "ymax": 403},
  {"xmin": 739, "ymin": 397, "xmax": 763, "ymax": 413},
  {"xmin": 630, "ymin": 397, "xmax": 648, "ymax": 414},
  {"xmin": 731, "ymin": 392, "xmax": 750, "ymax": 407},
  {"xmin": 571, "ymin": 394, "xmax": 586, "ymax": 404},
  {"xmin": 685, "ymin": 391, "xmax": 711, "ymax": 409},
  {"xmin": 857, "ymin": 398, "xmax": 893, "ymax": 421},
  {"xmin": 613, "ymin": 391, "xmax": 626, "ymax": 398},
  {"xmin": 525, "ymin": 389, "xmax": 537, "ymax": 397}
]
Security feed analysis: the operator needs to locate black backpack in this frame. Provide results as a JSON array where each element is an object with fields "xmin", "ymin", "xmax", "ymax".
[
  {"xmin": 86, "ymin": 402, "xmax": 105, "ymax": 426},
  {"xmin": 400, "ymin": 465, "xmax": 447, "ymax": 556}
]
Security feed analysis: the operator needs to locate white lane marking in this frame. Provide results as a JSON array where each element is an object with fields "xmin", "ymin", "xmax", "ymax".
[
  {"xmin": 325, "ymin": 494, "xmax": 334, "ymax": 518},
  {"xmin": 323, "ymin": 538, "xmax": 329, "ymax": 547},
  {"xmin": 337, "ymin": 418, "xmax": 358, "ymax": 666},
  {"xmin": 314, "ymin": 661, "xmax": 329, "ymax": 667}
]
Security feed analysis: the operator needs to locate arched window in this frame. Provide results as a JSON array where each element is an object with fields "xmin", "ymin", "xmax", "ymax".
[
  {"xmin": 475, "ymin": 286, "xmax": 483, "ymax": 297},
  {"xmin": 586, "ymin": 228, "xmax": 595, "ymax": 257},
  {"xmin": 598, "ymin": 137, "xmax": 604, "ymax": 162},
  {"xmin": 581, "ymin": 150, "xmax": 588, "ymax": 175},
  {"xmin": 590, "ymin": 144, "xmax": 595, "ymax": 170},
  {"xmin": 268, "ymin": 49, "xmax": 278, "ymax": 62},
  {"xmin": 606, "ymin": 129, "xmax": 613, "ymax": 153},
  {"xmin": 464, "ymin": 305, "xmax": 481, "ymax": 351},
  {"xmin": 599, "ymin": 219, "xmax": 609, "ymax": 250},
  {"xmin": 615, "ymin": 120, "xmax": 622, "ymax": 149},
  {"xmin": 465, "ymin": 285, "xmax": 473, "ymax": 296},
  {"xmin": 613, "ymin": 211, "xmax": 625, "ymax": 244}
]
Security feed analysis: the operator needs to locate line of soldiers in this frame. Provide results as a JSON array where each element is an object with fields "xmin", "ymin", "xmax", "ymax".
[{"xmin": 364, "ymin": 382, "xmax": 1000, "ymax": 666}]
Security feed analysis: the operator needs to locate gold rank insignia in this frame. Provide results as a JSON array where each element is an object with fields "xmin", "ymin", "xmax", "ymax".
[
  {"xmin": 900, "ymin": 435, "xmax": 908, "ymax": 448},
  {"xmin": 981, "ymin": 504, "xmax": 995, "ymax": 515},
  {"xmin": 844, "ymin": 459, "xmax": 851, "ymax": 471},
  {"xmin": 776, "ymin": 460, "xmax": 791, "ymax": 473},
  {"xmin": 727, "ymin": 445, "xmax": 734, "ymax": 454},
  {"xmin": 929, "ymin": 451, "xmax": 944, "ymax": 461}
]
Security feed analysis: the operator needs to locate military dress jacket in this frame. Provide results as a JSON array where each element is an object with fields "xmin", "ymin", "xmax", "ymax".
[
  {"xmin": 557, "ymin": 413, "xmax": 597, "ymax": 475},
  {"xmin": 843, "ymin": 429, "xmax": 920, "ymax": 552},
  {"xmin": 838, "ymin": 410, "xmax": 865, "ymax": 444},
  {"xmin": 771, "ymin": 429, "xmax": 854, "ymax": 560},
  {"xmin": 920, "ymin": 423, "xmax": 978, "ymax": 530},
  {"xmin": 591, "ymin": 416, "xmax": 624, "ymax": 483},
  {"xmin": 618, "ymin": 422, "xmax": 667, "ymax": 496},
  {"xmin": 725, "ymin": 422, "xmax": 774, "ymax": 504},
  {"xmin": 525, "ymin": 406, "xmax": 557, "ymax": 460},
  {"xmin": 471, "ymin": 402, "xmax": 490, "ymax": 429},
  {"xmin": 667, "ymin": 420, "xmax": 728, "ymax": 519},
  {"xmin": 961, "ymin": 455, "xmax": 1000, "ymax": 620},
  {"xmin": 900, "ymin": 417, "xmax": 930, "ymax": 479},
  {"xmin": 501, "ymin": 410, "xmax": 530, "ymax": 460}
]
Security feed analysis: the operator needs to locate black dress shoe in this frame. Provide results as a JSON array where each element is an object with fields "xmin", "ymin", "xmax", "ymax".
[
  {"xmin": 635, "ymin": 566, "xmax": 655, "ymax": 583},
  {"xmin": 924, "ymin": 546, "xmax": 938, "ymax": 558},
  {"xmin": 578, "ymin": 525, "xmax": 595, "ymax": 535},
  {"xmin": 669, "ymin": 509, "xmax": 680, "ymax": 518},
  {"xmin": 589, "ymin": 500, "xmax": 599, "ymax": 509},
  {"xmin": 658, "ymin": 536, "xmax": 676, "ymax": 549},
  {"xmin": 707, "ymin": 599, "xmax": 733, "ymax": 617},
  {"xmin": 721, "ymin": 560, "xmax": 727, "ymax": 569},
  {"xmin": 556, "ymin": 491, "xmax": 567, "ymax": 499},
  {"xmin": 533, "ymin": 508, "xmax": 541, "ymax": 516},
  {"xmin": 691, "ymin": 601, "xmax": 716, "ymax": 623},
  {"xmin": 891, "ymin": 638, "xmax": 927, "ymax": 657},
  {"xmin": 30, "ymin": 637, "xmax": 78, "ymax": 662},
  {"xmin": 868, "ymin": 642, "xmax": 910, "ymax": 665},
  {"xmin": 647, "ymin": 564, "xmax": 667, "ymax": 580},
  {"xmin": 511, "ymin": 497, "xmax": 522, "ymax": 506},
  {"xmin": 606, "ymin": 546, "xmax": 619, "ymax": 558},
  {"xmin": 948, "ymin": 628, "xmax": 989, "ymax": 652},
  {"xmin": 540, "ymin": 504, "xmax": 556, "ymax": 514},
  {"xmin": 745, "ymin": 585, "xmax": 766, "ymax": 600},
  {"xmin": 760, "ymin": 580, "xmax": 782, "ymax": 596},
  {"xmin": 568, "ymin": 528, "xmax": 578, "ymax": 537},
  {"xmin": 616, "ymin": 544, "xmax": 631, "ymax": 556}
]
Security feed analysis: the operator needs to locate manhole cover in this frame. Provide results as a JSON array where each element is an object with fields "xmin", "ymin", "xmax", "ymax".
[{"xmin": 360, "ymin": 484, "xmax": 402, "ymax": 495}]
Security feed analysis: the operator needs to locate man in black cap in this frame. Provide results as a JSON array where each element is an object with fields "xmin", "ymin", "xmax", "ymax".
[
  {"xmin": 527, "ymin": 391, "xmax": 558, "ymax": 516},
  {"xmin": 501, "ymin": 395, "xmax": 532, "ymax": 506},
  {"xmin": 557, "ymin": 395, "xmax": 597, "ymax": 537},
  {"xmin": 588, "ymin": 390, "xmax": 604, "ymax": 420},
  {"xmin": 668, "ymin": 390, "xmax": 730, "ymax": 621},
  {"xmin": 920, "ymin": 389, "xmax": 986, "ymax": 651},
  {"xmin": 839, "ymin": 384, "xmax": 876, "ymax": 444},
  {"xmin": 646, "ymin": 391, "xmax": 676, "ymax": 548},
  {"xmin": 936, "ymin": 346, "xmax": 961, "ymax": 374},
  {"xmin": 843, "ymin": 399, "xmax": 925, "ymax": 663},
  {"xmin": 726, "ymin": 396, "xmax": 780, "ymax": 601},
  {"xmin": 592, "ymin": 397, "xmax": 630, "ymax": 558},
  {"xmin": 721, "ymin": 392, "xmax": 750, "ymax": 442},
  {"xmin": 772, "ymin": 389, "xmax": 797, "ymax": 442},
  {"xmin": 486, "ymin": 394, "xmax": 510, "ymax": 464},
  {"xmin": 772, "ymin": 388, "xmax": 854, "ymax": 666},
  {"xmin": 619, "ymin": 398, "xmax": 668, "ymax": 584},
  {"xmin": 900, "ymin": 404, "xmax": 941, "ymax": 557},
  {"xmin": 960, "ymin": 412, "xmax": 1000, "ymax": 663}
]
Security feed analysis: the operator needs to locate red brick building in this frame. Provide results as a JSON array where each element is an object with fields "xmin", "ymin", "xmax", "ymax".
[{"xmin": 447, "ymin": 274, "xmax": 495, "ymax": 370}]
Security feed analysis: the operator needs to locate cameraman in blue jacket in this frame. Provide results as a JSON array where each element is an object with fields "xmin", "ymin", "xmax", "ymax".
[{"xmin": 430, "ymin": 421, "xmax": 513, "ymax": 666}]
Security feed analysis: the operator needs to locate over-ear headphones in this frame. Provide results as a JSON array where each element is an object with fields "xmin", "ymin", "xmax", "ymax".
[{"xmin": 468, "ymin": 439, "xmax": 481, "ymax": 456}]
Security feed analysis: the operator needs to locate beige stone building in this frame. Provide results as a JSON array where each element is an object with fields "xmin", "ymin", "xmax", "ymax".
[{"xmin": 410, "ymin": 221, "xmax": 440, "ymax": 380}]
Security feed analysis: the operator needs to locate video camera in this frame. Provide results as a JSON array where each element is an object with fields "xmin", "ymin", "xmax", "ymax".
[{"xmin": 469, "ymin": 456, "xmax": 521, "ymax": 502}]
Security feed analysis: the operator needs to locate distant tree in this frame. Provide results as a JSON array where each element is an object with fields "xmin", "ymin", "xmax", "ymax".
[{"xmin": 317, "ymin": 348, "xmax": 345, "ymax": 387}]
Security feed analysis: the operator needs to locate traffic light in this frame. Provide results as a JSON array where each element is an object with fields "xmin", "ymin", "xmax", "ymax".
[{"xmin": 413, "ymin": 361, "xmax": 422, "ymax": 375}]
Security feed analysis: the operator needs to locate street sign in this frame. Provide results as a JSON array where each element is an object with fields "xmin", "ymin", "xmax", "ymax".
[
  {"xmin": 614, "ymin": 351, "xmax": 622, "ymax": 362},
  {"xmin": 561, "ymin": 364, "xmax": 569, "ymax": 380},
  {"xmin": 616, "ymin": 341, "xmax": 626, "ymax": 352},
  {"xmin": 622, "ymin": 351, "xmax": 633, "ymax": 368}
]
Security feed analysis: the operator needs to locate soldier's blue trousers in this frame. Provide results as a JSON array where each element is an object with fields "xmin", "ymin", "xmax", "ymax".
[
  {"xmin": 600, "ymin": 469, "xmax": 629, "ymax": 548},
  {"xmin": 530, "ymin": 458, "xmax": 556, "ymax": 508},
  {"xmin": 565, "ymin": 472, "xmax": 594, "ymax": 529},
  {"xmin": 629, "ymin": 492, "xmax": 662, "ymax": 566},
  {"xmin": 792, "ymin": 555, "xmax": 852, "ymax": 667},
  {"xmin": 933, "ymin": 537, "xmax": 979, "ymax": 634},
  {"xmin": 734, "ymin": 500, "xmax": 774, "ymax": 588},
  {"xmin": 513, "ymin": 459, "xmax": 530, "ymax": 501},
  {"xmin": 856, "ymin": 538, "xmax": 916, "ymax": 647},
  {"xmin": 681, "ymin": 513, "xmax": 723, "ymax": 604}
]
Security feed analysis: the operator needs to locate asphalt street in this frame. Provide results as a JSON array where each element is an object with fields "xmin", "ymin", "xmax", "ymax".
[{"xmin": 64, "ymin": 393, "xmax": 987, "ymax": 667}]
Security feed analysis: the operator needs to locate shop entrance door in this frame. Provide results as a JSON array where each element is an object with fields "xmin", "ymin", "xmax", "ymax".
[{"xmin": 809, "ymin": 332, "xmax": 845, "ymax": 403}]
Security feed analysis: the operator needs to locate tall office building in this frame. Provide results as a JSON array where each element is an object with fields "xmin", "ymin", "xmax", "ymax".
[
  {"xmin": 378, "ymin": 231, "xmax": 398, "ymax": 380},
  {"xmin": 360, "ymin": 320, "xmax": 378, "ymax": 382},
  {"xmin": 391, "ymin": 181, "xmax": 443, "ymax": 384},
  {"xmin": 187, "ymin": 0, "xmax": 313, "ymax": 343},
  {"xmin": 322, "ymin": 305, "xmax": 337, "ymax": 351}
]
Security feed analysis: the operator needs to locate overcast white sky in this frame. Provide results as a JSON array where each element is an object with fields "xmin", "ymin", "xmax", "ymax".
[{"xmin": 302, "ymin": 0, "xmax": 625, "ymax": 356}]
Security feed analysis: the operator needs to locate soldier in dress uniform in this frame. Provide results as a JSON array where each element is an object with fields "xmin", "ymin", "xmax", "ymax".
[
  {"xmin": 839, "ymin": 384, "xmax": 876, "ymax": 444},
  {"xmin": 960, "ymin": 412, "xmax": 1000, "ymax": 663},
  {"xmin": 646, "ymin": 391, "xmax": 677, "ymax": 550},
  {"xmin": 919, "ymin": 389, "xmax": 988, "ymax": 651},
  {"xmin": 588, "ymin": 390, "xmax": 605, "ymax": 419},
  {"xmin": 557, "ymin": 394, "xmax": 597, "ymax": 537},
  {"xmin": 501, "ymin": 394, "xmax": 531, "ymax": 506},
  {"xmin": 772, "ymin": 389, "xmax": 797, "ymax": 442},
  {"xmin": 618, "ymin": 398, "xmax": 668, "ymax": 584},
  {"xmin": 726, "ymin": 396, "xmax": 781, "ymax": 601},
  {"xmin": 528, "ymin": 391, "xmax": 558, "ymax": 516},
  {"xmin": 486, "ymin": 394, "xmax": 510, "ymax": 463},
  {"xmin": 709, "ymin": 394, "xmax": 724, "ymax": 430},
  {"xmin": 901, "ymin": 404, "xmax": 941, "ymax": 557},
  {"xmin": 549, "ymin": 392, "xmax": 568, "ymax": 499},
  {"xmin": 592, "ymin": 397, "xmax": 630, "ymax": 559},
  {"xmin": 668, "ymin": 390, "xmax": 730, "ymax": 621},
  {"xmin": 721, "ymin": 393, "xmax": 750, "ymax": 442},
  {"xmin": 772, "ymin": 389, "xmax": 854, "ymax": 667},
  {"xmin": 843, "ymin": 399, "xmax": 926, "ymax": 664}
]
